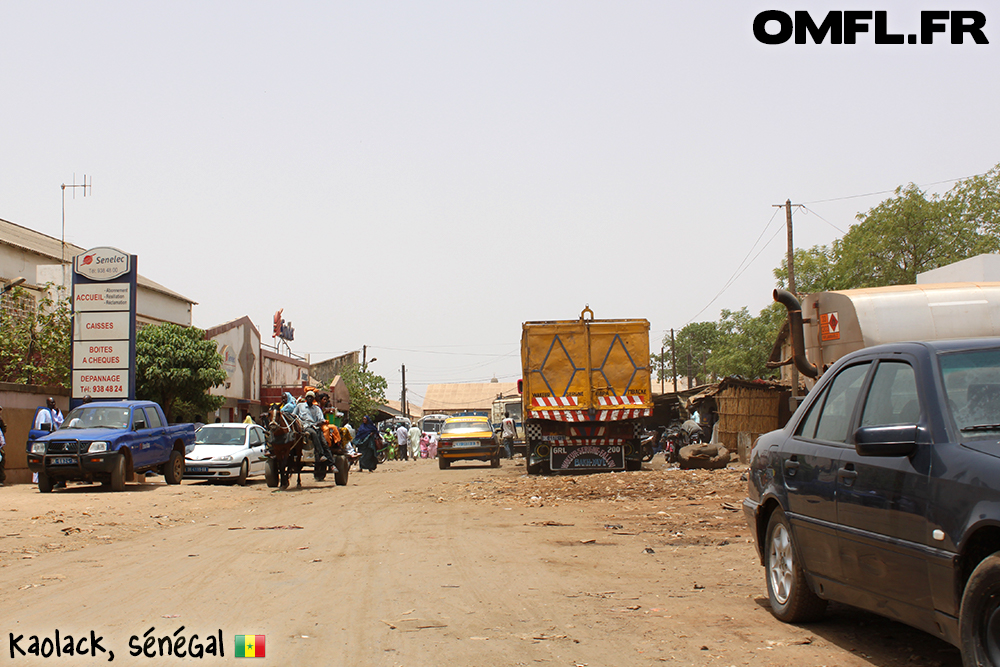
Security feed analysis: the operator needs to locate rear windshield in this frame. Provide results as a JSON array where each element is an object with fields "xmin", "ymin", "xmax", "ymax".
[
  {"xmin": 442, "ymin": 420, "xmax": 491, "ymax": 434},
  {"xmin": 422, "ymin": 420, "xmax": 445, "ymax": 433},
  {"xmin": 940, "ymin": 348, "xmax": 1000, "ymax": 435}
]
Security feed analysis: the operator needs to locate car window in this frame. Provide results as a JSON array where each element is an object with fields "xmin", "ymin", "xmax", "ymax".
[
  {"xmin": 860, "ymin": 361, "xmax": 920, "ymax": 427},
  {"xmin": 144, "ymin": 407, "xmax": 163, "ymax": 429},
  {"xmin": 795, "ymin": 384, "xmax": 828, "ymax": 439},
  {"xmin": 250, "ymin": 428, "xmax": 263, "ymax": 445},
  {"xmin": 133, "ymin": 410, "xmax": 147, "ymax": 430},
  {"xmin": 940, "ymin": 348, "xmax": 1000, "ymax": 434},
  {"xmin": 813, "ymin": 362, "xmax": 872, "ymax": 443}
]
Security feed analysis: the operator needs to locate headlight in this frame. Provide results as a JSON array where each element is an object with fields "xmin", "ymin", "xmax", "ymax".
[
  {"xmin": 216, "ymin": 455, "xmax": 233, "ymax": 462},
  {"xmin": 31, "ymin": 442, "xmax": 46, "ymax": 454},
  {"xmin": 88, "ymin": 442, "xmax": 109, "ymax": 453}
]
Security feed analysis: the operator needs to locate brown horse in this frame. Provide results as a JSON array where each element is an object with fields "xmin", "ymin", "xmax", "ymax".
[{"xmin": 264, "ymin": 405, "xmax": 306, "ymax": 489}]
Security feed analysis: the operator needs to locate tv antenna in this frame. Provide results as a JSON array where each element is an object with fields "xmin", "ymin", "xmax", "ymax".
[{"xmin": 61, "ymin": 174, "xmax": 92, "ymax": 264}]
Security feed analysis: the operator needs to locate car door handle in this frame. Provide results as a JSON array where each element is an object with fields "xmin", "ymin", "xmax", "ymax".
[
  {"xmin": 783, "ymin": 459, "xmax": 800, "ymax": 476},
  {"xmin": 838, "ymin": 467, "xmax": 858, "ymax": 481}
]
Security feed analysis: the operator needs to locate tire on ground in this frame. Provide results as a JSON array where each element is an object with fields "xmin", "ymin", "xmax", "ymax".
[
  {"xmin": 110, "ymin": 453, "xmax": 127, "ymax": 492},
  {"xmin": 38, "ymin": 473, "xmax": 53, "ymax": 493},
  {"xmin": 764, "ymin": 508, "xmax": 827, "ymax": 623},
  {"xmin": 334, "ymin": 455, "xmax": 350, "ymax": 486},
  {"xmin": 959, "ymin": 552, "xmax": 1000, "ymax": 666},
  {"xmin": 164, "ymin": 450, "xmax": 184, "ymax": 485},
  {"xmin": 264, "ymin": 458, "xmax": 278, "ymax": 488}
]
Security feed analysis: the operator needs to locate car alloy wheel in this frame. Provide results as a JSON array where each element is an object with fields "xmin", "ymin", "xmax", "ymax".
[{"xmin": 768, "ymin": 520, "xmax": 794, "ymax": 605}]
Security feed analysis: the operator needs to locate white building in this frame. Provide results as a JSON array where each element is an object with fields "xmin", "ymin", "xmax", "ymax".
[{"xmin": 1, "ymin": 217, "xmax": 195, "ymax": 326}]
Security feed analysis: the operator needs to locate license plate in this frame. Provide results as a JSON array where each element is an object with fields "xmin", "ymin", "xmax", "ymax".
[
  {"xmin": 550, "ymin": 445, "xmax": 625, "ymax": 470},
  {"xmin": 52, "ymin": 457, "xmax": 75, "ymax": 465},
  {"xmin": 454, "ymin": 440, "xmax": 481, "ymax": 448},
  {"xmin": 187, "ymin": 466, "xmax": 209, "ymax": 473}
]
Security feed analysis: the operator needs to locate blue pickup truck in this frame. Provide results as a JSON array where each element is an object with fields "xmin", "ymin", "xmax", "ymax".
[{"xmin": 26, "ymin": 401, "xmax": 196, "ymax": 492}]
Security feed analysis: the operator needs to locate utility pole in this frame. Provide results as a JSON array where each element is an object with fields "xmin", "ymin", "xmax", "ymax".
[
  {"xmin": 774, "ymin": 199, "xmax": 799, "ymax": 398},
  {"xmin": 660, "ymin": 346, "xmax": 665, "ymax": 395},
  {"xmin": 401, "ymin": 364, "xmax": 407, "ymax": 420},
  {"xmin": 671, "ymin": 329, "xmax": 677, "ymax": 393}
]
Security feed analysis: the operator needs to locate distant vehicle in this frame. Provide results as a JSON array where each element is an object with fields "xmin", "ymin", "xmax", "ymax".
[
  {"xmin": 491, "ymin": 396, "xmax": 525, "ymax": 456},
  {"xmin": 521, "ymin": 307, "xmax": 652, "ymax": 474},
  {"xmin": 185, "ymin": 423, "xmax": 268, "ymax": 485},
  {"xmin": 745, "ymin": 338, "xmax": 1000, "ymax": 665},
  {"xmin": 419, "ymin": 414, "xmax": 448, "ymax": 437},
  {"xmin": 26, "ymin": 400, "xmax": 195, "ymax": 492},
  {"xmin": 437, "ymin": 415, "xmax": 501, "ymax": 469}
]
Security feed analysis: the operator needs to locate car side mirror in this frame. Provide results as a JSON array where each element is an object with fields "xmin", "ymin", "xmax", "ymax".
[
  {"xmin": 41, "ymin": 423, "xmax": 53, "ymax": 432},
  {"xmin": 854, "ymin": 424, "xmax": 918, "ymax": 457}
]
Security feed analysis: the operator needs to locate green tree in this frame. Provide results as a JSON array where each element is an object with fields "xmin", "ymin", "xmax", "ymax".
[
  {"xmin": 707, "ymin": 303, "xmax": 785, "ymax": 380},
  {"xmin": 948, "ymin": 163, "xmax": 1000, "ymax": 253},
  {"xmin": 340, "ymin": 363, "xmax": 388, "ymax": 424},
  {"xmin": 135, "ymin": 323, "xmax": 226, "ymax": 422},
  {"xmin": 0, "ymin": 285, "xmax": 72, "ymax": 387},
  {"xmin": 838, "ymin": 184, "xmax": 977, "ymax": 288},
  {"xmin": 658, "ymin": 321, "xmax": 720, "ymax": 387},
  {"xmin": 774, "ymin": 181, "xmax": 993, "ymax": 292},
  {"xmin": 772, "ymin": 244, "xmax": 845, "ymax": 294}
]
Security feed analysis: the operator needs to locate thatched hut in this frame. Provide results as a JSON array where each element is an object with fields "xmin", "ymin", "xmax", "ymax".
[{"xmin": 690, "ymin": 378, "xmax": 793, "ymax": 463}]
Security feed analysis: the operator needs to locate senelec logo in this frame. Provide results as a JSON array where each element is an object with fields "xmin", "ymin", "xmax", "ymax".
[{"xmin": 82, "ymin": 255, "xmax": 94, "ymax": 265}]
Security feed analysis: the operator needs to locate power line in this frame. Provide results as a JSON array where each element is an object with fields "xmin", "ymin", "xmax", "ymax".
[
  {"xmin": 801, "ymin": 172, "xmax": 985, "ymax": 205},
  {"xmin": 679, "ymin": 207, "xmax": 784, "ymax": 327}
]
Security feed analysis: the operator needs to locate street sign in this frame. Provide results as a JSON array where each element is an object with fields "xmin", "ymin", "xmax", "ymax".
[{"xmin": 71, "ymin": 247, "xmax": 137, "ymax": 402}]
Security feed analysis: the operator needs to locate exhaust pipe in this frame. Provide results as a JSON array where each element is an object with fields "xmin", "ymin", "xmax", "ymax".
[{"xmin": 773, "ymin": 289, "xmax": 818, "ymax": 379}]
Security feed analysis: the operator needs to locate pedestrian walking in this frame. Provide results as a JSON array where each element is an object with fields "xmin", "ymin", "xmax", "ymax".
[
  {"xmin": 408, "ymin": 423, "xmax": 421, "ymax": 460},
  {"xmin": 355, "ymin": 416, "xmax": 379, "ymax": 472},
  {"xmin": 0, "ymin": 405, "xmax": 7, "ymax": 485},
  {"xmin": 395, "ymin": 423, "xmax": 409, "ymax": 461},
  {"xmin": 501, "ymin": 412, "xmax": 516, "ymax": 459}
]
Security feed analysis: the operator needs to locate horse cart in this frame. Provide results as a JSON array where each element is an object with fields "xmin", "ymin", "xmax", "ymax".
[{"xmin": 262, "ymin": 403, "xmax": 350, "ymax": 489}]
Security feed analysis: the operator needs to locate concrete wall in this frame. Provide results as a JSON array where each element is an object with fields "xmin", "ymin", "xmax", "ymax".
[
  {"xmin": 207, "ymin": 318, "xmax": 262, "ymax": 422},
  {"xmin": 0, "ymin": 383, "xmax": 70, "ymax": 485}
]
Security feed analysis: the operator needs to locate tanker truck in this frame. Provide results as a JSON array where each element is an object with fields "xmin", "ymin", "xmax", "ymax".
[
  {"xmin": 521, "ymin": 307, "xmax": 652, "ymax": 474},
  {"xmin": 772, "ymin": 281, "xmax": 1000, "ymax": 384}
]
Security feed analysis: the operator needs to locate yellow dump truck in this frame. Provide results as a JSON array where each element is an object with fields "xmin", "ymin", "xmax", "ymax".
[{"xmin": 520, "ymin": 307, "xmax": 652, "ymax": 474}]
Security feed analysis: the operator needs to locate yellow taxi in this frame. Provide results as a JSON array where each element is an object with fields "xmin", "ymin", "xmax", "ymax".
[{"xmin": 437, "ymin": 414, "xmax": 501, "ymax": 469}]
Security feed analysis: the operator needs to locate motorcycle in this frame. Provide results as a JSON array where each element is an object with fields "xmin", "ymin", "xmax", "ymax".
[{"xmin": 639, "ymin": 429, "xmax": 658, "ymax": 462}]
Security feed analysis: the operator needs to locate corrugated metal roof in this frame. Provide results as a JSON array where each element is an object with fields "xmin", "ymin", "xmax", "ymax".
[
  {"xmin": 0, "ymin": 217, "xmax": 196, "ymax": 304},
  {"xmin": 422, "ymin": 382, "xmax": 519, "ymax": 413}
]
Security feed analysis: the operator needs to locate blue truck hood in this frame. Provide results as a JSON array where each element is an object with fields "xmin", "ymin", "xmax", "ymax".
[{"xmin": 34, "ymin": 427, "xmax": 128, "ymax": 442}]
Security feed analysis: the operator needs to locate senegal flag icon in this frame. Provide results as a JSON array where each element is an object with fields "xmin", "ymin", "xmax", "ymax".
[{"xmin": 235, "ymin": 634, "xmax": 265, "ymax": 658}]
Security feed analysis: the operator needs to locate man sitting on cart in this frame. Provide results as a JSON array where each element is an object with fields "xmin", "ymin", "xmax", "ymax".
[{"xmin": 293, "ymin": 391, "xmax": 334, "ymax": 468}]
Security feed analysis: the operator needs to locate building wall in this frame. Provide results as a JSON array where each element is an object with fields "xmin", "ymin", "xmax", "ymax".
[
  {"xmin": 206, "ymin": 317, "xmax": 261, "ymax": 422},
  {"xmin": 0, "ymin": 383, "xmax": 70, "ymax": 484},
  {"xmin": 310, "ymin": 351, "xmax": 359, "ymax": 386},
  {"xmin": 260, "ymin": 349, "xmax": 310, "ymax": 406}
]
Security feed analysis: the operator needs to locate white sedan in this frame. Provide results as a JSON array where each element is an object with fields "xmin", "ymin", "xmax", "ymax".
[{"xmin": 184, "ymin": 423, "xmax": 267, "ymax": 485}]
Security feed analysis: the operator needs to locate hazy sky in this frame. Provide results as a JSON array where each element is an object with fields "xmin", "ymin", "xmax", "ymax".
[{"xmin": 2, "ymin": 2, "xmax": 997, "ymax": 404}]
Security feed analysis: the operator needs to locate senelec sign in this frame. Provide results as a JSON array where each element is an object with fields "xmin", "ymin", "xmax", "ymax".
[
  {"xmin": 73, "ymin": 247, "xmax": 131, "ymax": 282},
  {"xmin": 71, "ymin": 246, "xmax": 137, "ymax": 402}
]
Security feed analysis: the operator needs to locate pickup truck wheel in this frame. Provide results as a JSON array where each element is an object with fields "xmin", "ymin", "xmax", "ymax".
[
  {"xmin": 765, "ymin": 508, "xmax": 827, "ymax": 623},
  {"xmin": 334, "ymin": 455, "xmax": 349, "ymax": 486},
  {"xmin": 960, "ymin": 553, "xmax": 1000, "ymax": 666},
  {"xmin": 264, "ymin": 459, "xmax": 278, "ymax": 488},
  {"xmin": 164, "ymin": 451, "xmax": 183, "ymax": 485},
  {"xmin": 236, "ymin": 459, "xmax": 249, "ymax": 486},
  {"xmin": 38, "ymin": 473, "xmax": 54, "ymax": 493},
  {"xmin": 110, "ymin": 454, "xmax": 126, "ymax": 492}
]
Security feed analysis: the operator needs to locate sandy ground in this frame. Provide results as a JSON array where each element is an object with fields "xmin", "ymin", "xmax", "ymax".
[{"xmin": 0, "ymin": 457, "xmax": 962, "ymax": 666}]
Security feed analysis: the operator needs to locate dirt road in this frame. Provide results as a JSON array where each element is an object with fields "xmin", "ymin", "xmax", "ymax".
[{"xmin": 0, "ymin": 459, "xmax": 961, "ymax": 666}]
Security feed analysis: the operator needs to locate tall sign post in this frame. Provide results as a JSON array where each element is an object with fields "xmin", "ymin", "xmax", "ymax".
[{"xmin": 71, "ymin": 247, "xmax": 138, "ymax": 406}]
